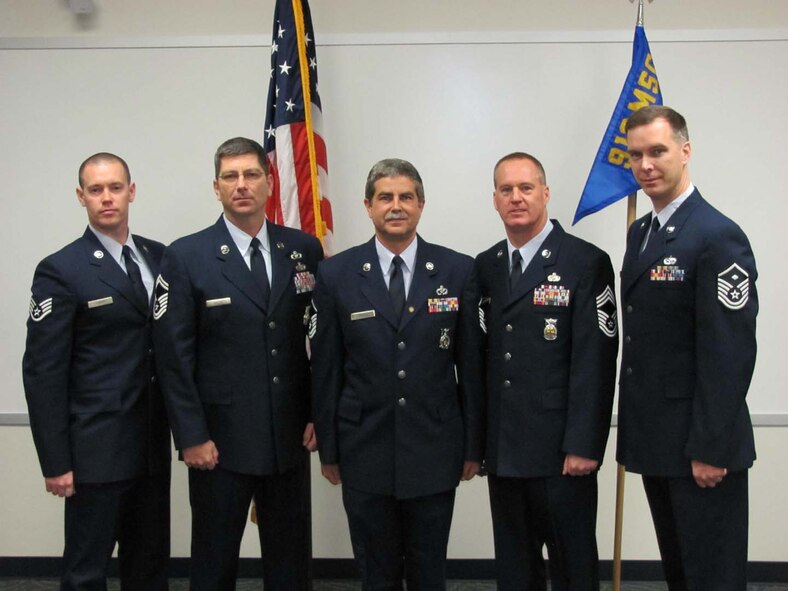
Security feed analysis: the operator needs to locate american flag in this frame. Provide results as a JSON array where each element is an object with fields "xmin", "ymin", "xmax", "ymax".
[{"xmin": 263, "ymin": 0, "xmax": 333, "ymax": 253}]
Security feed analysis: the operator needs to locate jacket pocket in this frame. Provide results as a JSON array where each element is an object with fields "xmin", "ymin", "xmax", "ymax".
[
  {"xmin": 337, "ymin": 395, "xmax": 362, "ymax": 423},
  {"xmin": 541, "ymin": 387, "xmax": 568, "ymax": 410},
  {"xmin": 432, "ymin": 396, "xmax": 461, "ymax": 422},
  {"xmin": 198, "ymin": 384, "xmax": 232, "ymax": 405},
  {"xmin": 70, "ymin": 390, "xmax": 122, "ymax": 414},
  {"xmin": 664, "ymin": 377, "xmax": 695, "ymax": 399}
]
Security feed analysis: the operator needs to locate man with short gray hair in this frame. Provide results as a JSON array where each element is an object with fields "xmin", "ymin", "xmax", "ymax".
[{"xmin": 311, "ymin": 158, "xmax": 484, "ymax": 590}]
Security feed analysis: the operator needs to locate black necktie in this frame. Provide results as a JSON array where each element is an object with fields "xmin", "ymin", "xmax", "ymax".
[
  {"xmin": 389, "ymin": 256, "xmax": 406, "ymax": 322},
  {"xmin": 510, "ymin": 249, "xmax": 523, "ymax": 292},
  {"xmin": 250, "ymin": 237, "xmax": 271, "ymax": 306},
  {"xmin": 122, "ymin": 245, "xmax": 149, "ymax": 308},
  {"xmin": 640, "ymin": 216, "xmax": 661, "ymax": 254}
]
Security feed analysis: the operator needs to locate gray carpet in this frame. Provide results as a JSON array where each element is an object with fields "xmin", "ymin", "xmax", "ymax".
[{"xmin": 1, "ymin": 581, "xmax": 787, "ymax": 590}]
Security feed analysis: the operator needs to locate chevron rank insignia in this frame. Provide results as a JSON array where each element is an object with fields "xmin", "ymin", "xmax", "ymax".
[
  {"xmin": 29, "ymin": 296, "xmax": 53, "ymax": 322},
  {"xmin": 152, "ymin": 275, "xmax": 169, "ymax": 320},
  {"xmin": 717, "ymin": 263, "xmax": 749, "ymax": 310},
  {"xmin": 596, "ymin": 286, "xmax": 618, "ymax": 338},
  {"xmin": 478, "ymin": 297, "xmax": 490, "ymax": 334},
  {"xmin": 308, "ymin": 303, "xmax": 318, "ymax": 339}
]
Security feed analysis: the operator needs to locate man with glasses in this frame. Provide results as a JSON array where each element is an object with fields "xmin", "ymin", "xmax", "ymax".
[{"xmin": 153, "ymin": 137, "xmax": 323, "ymax": 590}]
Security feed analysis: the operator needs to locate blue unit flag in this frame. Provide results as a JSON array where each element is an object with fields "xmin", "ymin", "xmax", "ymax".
[{"xmin": 573, "ymin": 25, "xmax": 662, "ymax": 224}]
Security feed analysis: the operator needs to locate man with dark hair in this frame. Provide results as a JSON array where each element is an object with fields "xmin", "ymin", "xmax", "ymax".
[
  {"xmin": 311, "ymin": 158, "xmax": 484, "ymax": 590},
  {"xmin": 471, "ymin": 152, "xmax": 618, "ymax": 590},
  {"xmin": 618, "ymin": 105, "xmax": 758, "ymax": 590},
  {"xmin": 153, "ymin": 137, "xmax": 323, "ymax": 590},
  {"xmin": 23, "ymin": 152, "xmax": 170, "ymax": 590}
]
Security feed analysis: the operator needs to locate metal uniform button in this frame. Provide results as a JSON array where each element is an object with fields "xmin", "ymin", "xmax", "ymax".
[
  {"xmin": 398, "ymin": 397, "xmax": 406, "ymax": 406},
  {"xmin": 273, "ymin": 376, "xmax": 280, "ymax": 384},
  {"xmin": 624, "ymin": 336, "xmax": 631, "ymax": 344},
  {"xmin": 150, "ymin": 376, "xmax": 156, "ymax": 383},
  {"xmin": 504, "ymin": 352, "xmax": 512, "ymax": 361},
  {"xmin": 268, "ymin": 321, "xmax": 277, "ymax": 329},
  {"xmin": 626, "ymin": 305, "xmax": 633, "ymax": 314},
  {"xmin": 625, "ymin": 368, "xmax": 633, "ymax": 376},
  {"xmin": 397, "ymin": 341, "xmax": 406, "ymax": 351},
  {"xmin": 271, "ymin": 349, "xmax": 278, "ymax": 356},
  {"xmin": 503, "ymin": 380, "xmax": 511, "ymax": 388},
  {"xmin": 505, "ymin": 324, "xmax": 513, "ymax": 332},
  {"xmin": 397, "ymin": 370, "xmax": 406, "ymax": 379}
]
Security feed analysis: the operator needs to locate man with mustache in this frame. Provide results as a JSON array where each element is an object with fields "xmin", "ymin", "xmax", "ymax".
[
  {"xmin": 310, "ymin": 158, "xmax": 484, "ymax": 590},
  {"xmin": 470, "ymin": 152, "xmax": 618, "ymax": 590}
]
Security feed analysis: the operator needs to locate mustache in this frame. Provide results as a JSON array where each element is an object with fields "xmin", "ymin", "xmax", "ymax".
[{"xmin": 385, "ymin": 211, "xmax": 407, "ymax": 221}]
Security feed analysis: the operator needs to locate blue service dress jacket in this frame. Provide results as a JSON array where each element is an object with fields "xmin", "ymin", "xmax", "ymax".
[
  {"xmin": 616, "ymin": 189, "xmax": 758, "ymax": 476},
  {"xmin": 152, "ymin": 216, "xmax": 323, "ymax": 475},
  {"xmin": 471, "ymin": 220, "xmax": 619, "ymax": 477},
  {"xmin": 23, "ymin": 228, "xmax": 170, "ymax": 483},
  {"xmin": 310, "ymin": 236, "xmax": 485, "ymax": 499}
]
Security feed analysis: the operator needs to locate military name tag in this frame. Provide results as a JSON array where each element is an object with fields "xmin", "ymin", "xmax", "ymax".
[
  {"xmin": 294, "ymin": 271, "xmax": 316, "ymax": 294},
  {"xmin": 428, "ymin": 297, "xmax": 459, "ymax": 313},
  {"xmin": 533, "ymin": 285, "xmax": 570, "ymax": 307},
  {"xmin": 650, "ymin": 265, "xmax": 685, "ymax": 282},
  {"xmin": 205, "ymin": 297, "xmax": 231, "ymax": 308},
  {"xmin": 350, "ymin": 310, "xmax": 376, "ymax": 321},
  {"xmin": 87, "ymin": 296, "xmax": 114, "ymax": 309}
]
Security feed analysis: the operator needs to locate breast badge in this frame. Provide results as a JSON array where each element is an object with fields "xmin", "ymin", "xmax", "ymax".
[
  {"xmin": 439, "ymin": 328, "xmax": 451, "ymax": 350},
  {"xmin": 543, "ymin": 318, "xmax": 558, "ymax": 341}
]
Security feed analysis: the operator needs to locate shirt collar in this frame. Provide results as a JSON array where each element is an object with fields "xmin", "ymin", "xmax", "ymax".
[
  {"xmin": 653, "ymin": 183, "xmax": 695, "ymax": 228},
  {"xmin": 88, "ymin": 225, "xmax": 139, "ymax": 263},
  {"xmin": 223, "ymin": 215, "xmax": 270, "ymax": 255},
  {"xmin": 375, "ymin": 236, "xmax": 418, "ymax": 275},
  {"xmin": 507, "ymin": 219, "xmax": 554, "ymax": 268}
]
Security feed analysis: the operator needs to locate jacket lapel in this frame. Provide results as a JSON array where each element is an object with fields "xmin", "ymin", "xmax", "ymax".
[
  {"xmin": 82, "ymin": 229, "xmax": 149, "ymax": 316},
  {"xmin": 622, "ymin": 191, "xmax": 702, "ymax": 295},
  {"xmin": 268, "ymin": 224, "xmax": 295, "ymax": 313},
  {"xmin": 505, "ymin": 222, "xmax": 562, "ymax": 309},
  {"xmin": 399, "ymin": 237, "xmax": 439, "ymax": 332},
  {"xmin": 212, "ymin": 219, "xmax": 267, "ymax": 312},
  {"xmin": 358, "ymin": 238, "xmax": 399, "ymax": 329}
]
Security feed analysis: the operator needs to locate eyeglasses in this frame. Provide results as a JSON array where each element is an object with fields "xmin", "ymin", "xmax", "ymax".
[{"xmin": 218, "ymin": 169, "xmax": 266, "ymax": 184}]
